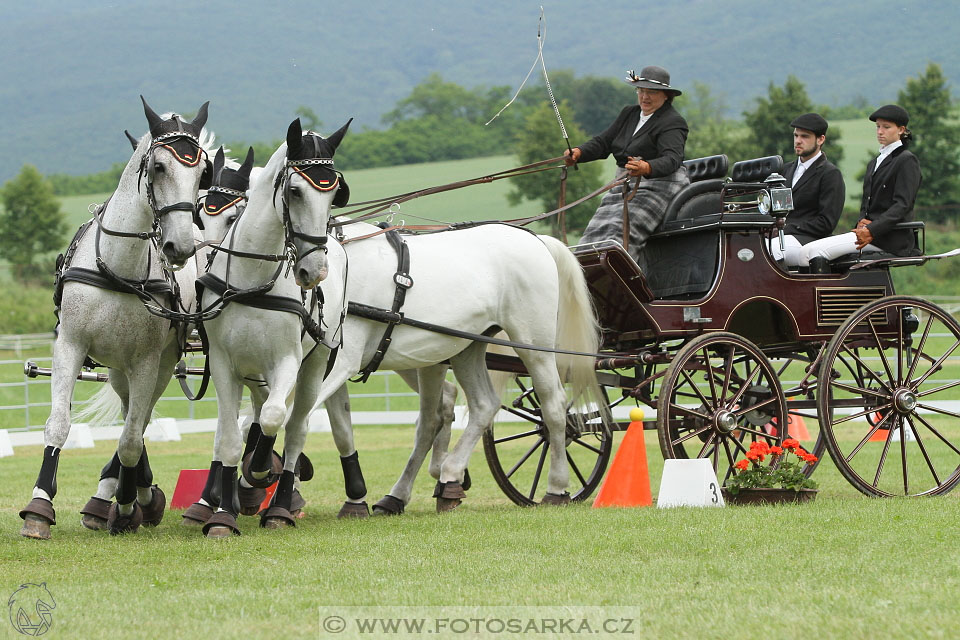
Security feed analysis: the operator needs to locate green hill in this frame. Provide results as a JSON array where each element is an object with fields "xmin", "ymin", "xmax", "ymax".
[{"xmin": 2, "ymin": 0, "xmax": 958, "ymax": 181}]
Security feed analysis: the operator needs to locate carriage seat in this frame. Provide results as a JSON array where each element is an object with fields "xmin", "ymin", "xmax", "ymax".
[
  {"xmin": 822, "ymin": 222, "xmax": 926, "ymax": 271},
  {"xmin": 730, "ymin": 155, "xmax": 784, "ymax": 183},
  {"xmin": 683, "ymin": 154, "xmax": 729, "ymax": 183},
  {"xmin": 659, "ymin": 155, "xmax": 729, "ymax": 224},
  {"xmin": 661, "ymin": 155, "xmax": 784, "ymax": 225}
]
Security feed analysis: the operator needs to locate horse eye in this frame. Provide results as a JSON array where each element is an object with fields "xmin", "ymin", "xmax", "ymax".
[
  {"xmin": 226, "ymin": 215, "xmax": 238, "ymax": 225},
  {"xmin": 154, "ymin": 162, "xmax": 166, "ymax": 174},
  {"xmin": 289, "ymin": 186, "xmax": 301, "ymax": 198}
]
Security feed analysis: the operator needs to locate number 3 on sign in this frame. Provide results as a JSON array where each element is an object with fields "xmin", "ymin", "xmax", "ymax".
[{"xmin": 709, "ymin": 482, "xmax": 718, "ymax": 504}]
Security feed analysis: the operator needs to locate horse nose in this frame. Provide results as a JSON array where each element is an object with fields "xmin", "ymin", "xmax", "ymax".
[{"xmin": 161, "ymin": 241, "xmax": 192, "ymax": 267}]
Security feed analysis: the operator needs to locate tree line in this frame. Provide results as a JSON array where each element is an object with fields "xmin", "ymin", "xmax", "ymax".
[{"xmin": 3, "ymin": 63, "xmax": 959, "ymax": 283}]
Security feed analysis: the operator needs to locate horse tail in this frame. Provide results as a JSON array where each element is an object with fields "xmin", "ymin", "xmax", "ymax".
[
  {"xmin": 72, "ymin": 383, "xmax": 123, "ymax": 426},
  {"xmin": 539, "ymin": 236, "xmax": 608, "ymax": 422}
]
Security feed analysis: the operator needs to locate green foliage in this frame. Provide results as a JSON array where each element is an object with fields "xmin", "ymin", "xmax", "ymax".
[
  {"xmin": 0, "ymin": 165, "xmax": 67, "ymax": 282},
  {"xmin": 743, "ymin": 76, "xmax": 844, "ymax": 167},
  {"xmin": 897, "ymin": 63, "xmax": 960, "ymax": 221},
  {"xmin": 506, "ymin": 101, "xmax": 604, "ymax": 233},
  {"xmin": 295, "ymin": 105, "xmax": 323, "ymax": 132},
  {"xmin": 48, "ymin": 162, "xmax": 125, "ymax": 196},
  {"xmin": 547, "ymin": 70, "xmax": 636, "ymax": 136},
  {"xmin": 675, "ymin": 82, "xmax": 754, "ymax": 164},
  {"xmin": 0, "ymin": 282, "xmax": 56, "ymax": 333}
]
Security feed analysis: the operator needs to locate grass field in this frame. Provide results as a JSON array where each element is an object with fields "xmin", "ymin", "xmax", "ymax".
[{"xmin": 1, "ymin": 426, "xmax": 959, "ymax": 639}]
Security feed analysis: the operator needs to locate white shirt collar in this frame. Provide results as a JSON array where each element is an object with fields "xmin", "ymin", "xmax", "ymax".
[
  {"xmin": 797, "ymin": 151, "xmax": 822, "ymax": 172},
  {"xmin": 633, "ymin": 110, "xmax": 654, "ymax": 135},
  {"xmin": 878, "ymin": 139, "xmax": 903, "ymax": 157},
  {"xmin": 874, "ymin": 139, "xmax": 902, "ymax": 171}
]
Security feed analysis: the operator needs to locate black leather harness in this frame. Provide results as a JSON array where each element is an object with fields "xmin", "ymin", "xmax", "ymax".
[{"xmin": 351, "ymin": 225, "xmax": 413, "ymax": 382}]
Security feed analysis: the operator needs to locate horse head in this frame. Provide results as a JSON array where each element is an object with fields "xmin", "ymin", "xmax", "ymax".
[
  {"xmin": 199, "ymin": 146, "xmax": 255, "ymax": 246},
  {"xmin": 139, "ymin": 96, "xmax": 211, "ymax": 269},
  {"xmin": 277, "ymin": 116, "xmax": 352, "ymax": 289}
]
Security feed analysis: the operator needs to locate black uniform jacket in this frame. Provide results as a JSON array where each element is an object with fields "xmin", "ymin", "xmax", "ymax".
[
  {"xmin": 781, "ymin": 154, "xmax": 845, "ymax": 244},
  {"xmin": 860, "ymin": 146, "xmax": 922, "ymax": 255},
  {"xmin": 577, "ymin": 103, "xmax": 688, "ymax": 178}
]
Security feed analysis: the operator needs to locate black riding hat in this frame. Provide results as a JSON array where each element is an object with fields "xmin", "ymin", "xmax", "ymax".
[
  {"xmin": 624, "ymin": 66, "xmax": 682, "ymax": 96},
  {"xmin": 870, "ymin": 104, "xmax": 910, "ymax": 126},
  {"xmin": 790, "ymin": 113, "xmax": 828, "ymax": 137}
]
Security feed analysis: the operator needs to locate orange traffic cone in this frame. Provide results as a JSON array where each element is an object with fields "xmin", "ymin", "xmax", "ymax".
[
  {"xmin": 869, "ymin": 412, "xmax": 889, "ymax": 441},
  {"xmin": 593, "ymin": 408, "xmax": 652, "ymax": 508}
]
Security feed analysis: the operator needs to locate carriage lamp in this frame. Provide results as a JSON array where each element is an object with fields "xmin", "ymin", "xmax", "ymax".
[{"xmin": 762, "ymin": 173, "xmax": 793, "ymax": 214}]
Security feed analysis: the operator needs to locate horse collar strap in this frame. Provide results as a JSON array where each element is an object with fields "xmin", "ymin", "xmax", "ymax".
[
  {"xmin": 353, "ymin": 228, "xmax": 413, "ymax": 382},
  {"xmin": 195, "ymin": 273, "xmax": 324, "ymax": 343}
]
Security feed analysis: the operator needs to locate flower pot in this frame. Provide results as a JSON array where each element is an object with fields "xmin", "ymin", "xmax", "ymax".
[{"xmin": 721, "ymin": 487, "xmax": 818, "ymax": 505}]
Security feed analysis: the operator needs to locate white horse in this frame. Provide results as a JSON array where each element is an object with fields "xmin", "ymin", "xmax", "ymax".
[
  {"xmin": 184, "ymin": 147, "xmax": 458, "ymax": 518},
  {"xmin": 197, "ymin": 118, "xmax": 350, "ymax": 537},
  {"xmin": 19, "ymin": 97, "xmax": 211, "ymax": 539},
  {"xmin": 77, "ymin": 126, "xmax": 223, "ymax": 532},
  {"xmin": 311, "ymin": 220, "xmax": 603, "ymax": 512}
]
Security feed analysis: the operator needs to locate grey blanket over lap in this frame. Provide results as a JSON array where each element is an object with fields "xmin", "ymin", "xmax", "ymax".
[{"xmin": 579, "ymin": 165, "xmax": 689, "ymax": 261}]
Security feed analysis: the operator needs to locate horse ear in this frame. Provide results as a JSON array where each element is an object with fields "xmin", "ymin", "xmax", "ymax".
[
  {"xmin": 141, "ymin": 95, "xmax": 162, "ymax": 134},
  {"xmin": 124, "ymin": 130, "xmax": 138, "ymax": 151},
  {"xmin": 240, "ymin": 147, "xmax": 255, "ymax": 177},
  {"xmin": 286, "ymin": 118, "xmax": 303, "ymax": 157},
  {"xmin": 191, "ymin": 101, "xmax": 210, "ymax": 130},
  {"xmin": 213, "ymin": 146, "xmax": 225, "ymax": 181},
  {"xmin": 325, "ymin": 118, "xmax": 353, "ymax": 152}
]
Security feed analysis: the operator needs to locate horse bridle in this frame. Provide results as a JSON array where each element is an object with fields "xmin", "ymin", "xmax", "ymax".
[
  {"xmin": 273, "ymin": 155, "xmax": 339, "ymax": 263},
  {"xmin": 138, "ymin": 129, "xmax": 208, "ymax": 238}
]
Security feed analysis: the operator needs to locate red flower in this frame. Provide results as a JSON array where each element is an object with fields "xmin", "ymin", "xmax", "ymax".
[
  {"xmin": 745, "ymin": 450, "xmax": 765, "ymax": 462},
  {"xmin": 782, "ymin": 438, "xmax": 800, "ymax": 450},
  {"xmin": 769, "ymin": 446, "xmax": 783, "ymax": 456},
  {"xmin": 803, "ymin": 454, "xmax": 818, "ymax": 464},
  {"xmin": 735, "ymin": 459, "xmax": 750, "ymax": 471},
  {"xmin": 796, "ymin": 448, "xmax": 808, "ymax": 457},
  {"xmin": 749, "ymin": 440, "xmax": 770, "ymax": 455}
]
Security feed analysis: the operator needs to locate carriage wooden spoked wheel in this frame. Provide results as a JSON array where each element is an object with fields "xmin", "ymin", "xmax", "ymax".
[
  {"xmin": 657, "ymin": 332, "xmax": 788, "ymax": 486},
  {"xmin": 816, "ymin": 295, "xmax": 960, "ymax": 497},
  {"xmin": 482, "ymin": 377, "xmax": 616, "ymax": 506}
]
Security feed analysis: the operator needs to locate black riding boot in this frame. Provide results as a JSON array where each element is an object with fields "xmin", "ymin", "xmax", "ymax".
[{"xmin": 808, "ymin": 257, "xmax": 831, "ymax": 274}]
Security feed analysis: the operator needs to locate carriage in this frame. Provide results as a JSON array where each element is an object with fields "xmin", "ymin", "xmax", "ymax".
[{"xmin": 481, "ymin": 153, "xmax": 960, "ymax": 504}]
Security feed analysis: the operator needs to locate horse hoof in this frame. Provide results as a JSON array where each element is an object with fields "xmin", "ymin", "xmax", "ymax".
[
  {"xmin": 237, "ymin": 484, "xmax": 266, "ymax": 516},
  {"xmin": 436, "ymin": 497, "xmax": 462, "ymax": 513},
  {"xmin": 461, "ymin": 468, "xmax": 472, "ymax": 492},
  {"xmin": 202, "ymin": 511, "xmax": 241, "ymax": 538},
  {"xmin": 433, "ymin": 481, "xmax": 466, "ymax": 512},
  {"xmin": 240, "ymin": 451, "xmax": 282, "ymax": 489},
  {"xmin": 372, "ymin": 494, "xmax": 405, "ymax": 516},
  {"xmin": 205, "ymin": 525, "xmax": 235, "ymax": 539},
  {"xmin": 80, "ymin": 497, "xmax": 112, "ymax": 531},
  {"xmin": 182, "ymin": 502, "xmax": 214, "ymax": 526},
  {"xmin": 337, "ymin": 501, "xmax": 369, "ymax": 519},
  {"xmin": 20, "ymin": 514, "xmax": 52, "ymax": 540},
  {"xmin": 19, "ymin": 498, "xmax": 56, "ymax": 539},
  {"xmin": 107, "ymin": 502, "xmax": 143, "ymax": 536},
  {"xmin": 260, "ymin": 505, "xmax": 296, "ymax": 529},
  {"xmin": 140, "ymin": 485, "xmax": 166, "ymax": 527},
  {"xmin": 289, "ymin": 489, "xmax": 306, "ymax": 517},
  {"xmin": 540, "ymin": 492, "xmax": 572, "ymax": 506}
]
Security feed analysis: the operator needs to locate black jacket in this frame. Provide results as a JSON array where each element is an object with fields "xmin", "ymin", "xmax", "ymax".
[
  {"xmin": 860, "ymin": 146, "xmax": 922, "ymax": 255},
  {"xmin": 577, "ymin": 103, "xmax": 688, "ymax": 178},
  {"xmin": 781, "ymin": 154, "xmax": 845, "ymax": 244}
]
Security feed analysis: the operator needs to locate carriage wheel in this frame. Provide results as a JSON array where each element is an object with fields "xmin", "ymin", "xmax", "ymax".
[
  {"xmin": 770, "ymin": 353, "xmax": 826, "ymax": 477},
  {"xmin": 658, "ymin": 332, "xmax": 786, "ymax": 486},
  {"xmin": 817, "ymin": 296, "xmax": 960, "ymax": 497},
  {"xmin": 482, "ymin": 378, "xmax": 614, "ymax": 506}
]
